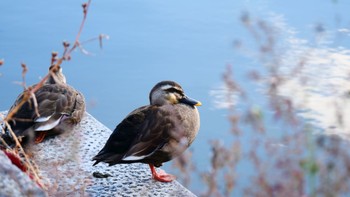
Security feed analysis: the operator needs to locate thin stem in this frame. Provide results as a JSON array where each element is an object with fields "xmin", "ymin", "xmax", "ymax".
[
  {"xmin": 64, "ymin": 0, "xmax": 92, "ymax": 60},
  {"xmin": 4, "ymin": 121, "xmax": 45, "ymax": 189}
]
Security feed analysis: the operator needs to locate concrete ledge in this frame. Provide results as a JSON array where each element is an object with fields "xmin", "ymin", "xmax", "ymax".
[
  {"xmin": 0, "ymin": 150, "xmax": 46, "ymax": 197},
  {"xmin": 1, "ymin": 111, "xmax": 196, "ymax": 196}
]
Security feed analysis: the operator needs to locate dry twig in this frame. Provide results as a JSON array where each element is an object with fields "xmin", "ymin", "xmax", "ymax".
[{"xmin": 0, "ymin": 0, "xmax": 106, "ymax": 191}]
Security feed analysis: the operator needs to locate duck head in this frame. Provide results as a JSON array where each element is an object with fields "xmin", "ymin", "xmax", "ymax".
[
  {"xmin": 149, "ymin": 81, "xmax": 202, "ymax": 107},
  {"xmin": 47, "ymin": 65, "xmax": 66, "ymax": 84}
]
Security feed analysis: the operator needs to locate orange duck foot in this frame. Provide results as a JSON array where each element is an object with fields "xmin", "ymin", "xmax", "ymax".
[
  {"xmin": 35, "ymin": 132, "xmax": 47, "ymax": 143},
  {"xmin": 149, "ymin": 164, "xmax": 176, "ymax": 182}
]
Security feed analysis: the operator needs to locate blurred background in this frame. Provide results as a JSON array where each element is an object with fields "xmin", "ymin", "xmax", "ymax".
[{"xmin": 1, "ymin": 0, "xmax": 350, "ymax": 196}]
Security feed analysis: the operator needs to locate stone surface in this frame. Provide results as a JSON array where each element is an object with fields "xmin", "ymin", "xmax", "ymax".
[
  {"xmin": 0, "ymin": 150, "xmax": 46, "ymax": 197},
  {"xmin": 1, "ymin": 111, "xmax": 196, "ymax": 197}
]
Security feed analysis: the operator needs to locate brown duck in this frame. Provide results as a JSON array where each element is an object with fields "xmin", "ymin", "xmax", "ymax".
[
  {"xmin": 1, "ymin": 65, "xmax": 85, "ymax": 147},
  {"xmin": 92, "ymin": 80, "xmax": 201, "ymax": 182}
]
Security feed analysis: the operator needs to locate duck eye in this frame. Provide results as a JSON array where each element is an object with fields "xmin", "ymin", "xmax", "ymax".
[{"xmin": 166, "ymin": 88, "xmax": 184, "ymax": 96}]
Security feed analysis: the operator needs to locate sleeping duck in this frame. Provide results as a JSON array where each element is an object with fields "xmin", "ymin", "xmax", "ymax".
[
  {"xmin": 1, "ymin": 65, "xmax": 85, "ymax": 147},
  {"xmin": 92, "ymin": 80, "xmax": 201, "ymax": 182}
]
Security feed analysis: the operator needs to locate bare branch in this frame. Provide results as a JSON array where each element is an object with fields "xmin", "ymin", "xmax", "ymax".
[
  {"xmin": 29, "ymin": 91, "xmax": 40, "ymax": 118},
  {"xmin": 63, "ymin": 0, "xmax": 92, "ymax": 61},
  {"xmin": 51, "ymin": 52, "xmax": 58, "ymax": 65},
  {"xmin": 4, "ymin": 121, "xmax": 45, "ymax": 189},
  {"xmin": 21, "ymin": 63, "xmax": 28, "ymax": 89}
]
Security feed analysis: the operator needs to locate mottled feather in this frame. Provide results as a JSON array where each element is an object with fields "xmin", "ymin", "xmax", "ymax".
[
  {"xmin": 1, "ymin": 67, "xmax": 85, "ymax": 147},
  {"xmin": 92, "ymin": 81, "xmax": 200, "ymax": 169}
]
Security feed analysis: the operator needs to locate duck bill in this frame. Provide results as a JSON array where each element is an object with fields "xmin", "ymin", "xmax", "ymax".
[{"xmin": 179, "ymin": 96, "xmax": 202, "ymax": 106}]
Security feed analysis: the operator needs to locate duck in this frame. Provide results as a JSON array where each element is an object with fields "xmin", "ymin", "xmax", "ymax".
[
  {"xmin": 1, "ymin": 65, "xmax": 85, "ymax": 147},
  {"xmin": 92, "ymin": 80, "xmax": 201, "ymax": 182}
]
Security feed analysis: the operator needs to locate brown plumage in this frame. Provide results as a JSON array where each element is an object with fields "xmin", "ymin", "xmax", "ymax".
[
  {"xmin": 92, "ymin": 81, "xmax": 201, "ymax": 182},
  {"xmin": 1, "ymin": 66, "xmax": 85, "ymax": 147}
]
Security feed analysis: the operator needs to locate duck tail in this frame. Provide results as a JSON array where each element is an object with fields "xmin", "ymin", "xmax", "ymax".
[
  {"xmin": 0, "ymin": 124, "xmax": 35, "ymax": 149},
  {"xmin": 92, "ymin": 152, "xmax": 124, "ymax": 166},
  {"xmin": 0, "ymin": 131, "xmax": 15, "ymax": 149},
  {"xmin": 92, "ymin": 159, "xmax": 100, "ymax": 166}
]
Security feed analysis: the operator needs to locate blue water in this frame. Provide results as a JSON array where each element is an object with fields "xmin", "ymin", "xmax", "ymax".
[{"xmin": 1, "ymin": 0, "xmax": 350, "ymax": 195}]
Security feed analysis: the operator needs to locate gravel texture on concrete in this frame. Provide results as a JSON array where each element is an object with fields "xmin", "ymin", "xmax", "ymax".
[
  {"xmin": 1, "ymin": 111, "xmax": 196, "ymax": 197},
  {"xmin": 0, "ymin": 150, "xmax": 46, "ymax": 197}
]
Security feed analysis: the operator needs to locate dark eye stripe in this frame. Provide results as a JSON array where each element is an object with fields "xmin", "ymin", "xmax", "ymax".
[{"xmin": 166, "ymin": 87, "xmax": 184, "ymax": 96}]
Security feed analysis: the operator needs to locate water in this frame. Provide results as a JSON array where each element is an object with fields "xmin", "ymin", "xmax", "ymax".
[{"xmin": 1, "ymin": 0, "xmax": 350, "ymax": 195}]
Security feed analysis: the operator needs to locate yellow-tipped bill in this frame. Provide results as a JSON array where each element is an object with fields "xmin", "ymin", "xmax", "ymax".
[{"xmin": 179, "ymin": 96, "xmax": 202, "ymax": 107}]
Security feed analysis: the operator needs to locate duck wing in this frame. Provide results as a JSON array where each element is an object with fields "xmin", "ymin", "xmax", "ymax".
[
  {"xmin": 33, "ymin": 84, "xmax": 85, "ymax": 132},
  {"xmin": 3, "ymin": 83, "xmax": 84, "ymax": 145},
  {"xmin": 93, "ymin": 105, "xmax": 179, "ymax": 166}
]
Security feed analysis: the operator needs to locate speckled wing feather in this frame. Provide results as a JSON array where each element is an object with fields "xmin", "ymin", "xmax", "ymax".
[
  {"xmin": 92, "ymin": 105, "xmax": 178, "ymax": 166},
  {"xmin": 3, "ymin": 83, "xmax": 85, "ymax": 145}
]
